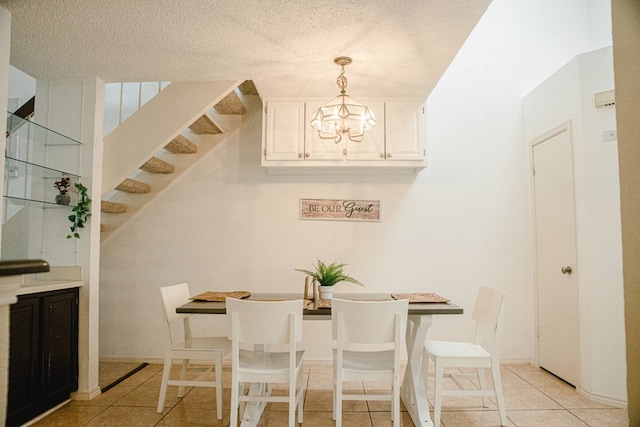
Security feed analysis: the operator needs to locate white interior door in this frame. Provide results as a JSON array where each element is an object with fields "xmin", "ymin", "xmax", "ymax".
[{"xmin": 532, "ymin": 123, "xmax": 579, "ymax": 386}]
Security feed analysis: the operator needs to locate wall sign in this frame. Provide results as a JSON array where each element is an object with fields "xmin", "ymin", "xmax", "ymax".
[{"xmin": 300, "ymin": 198, "xmax": 380, "ymax": 222}]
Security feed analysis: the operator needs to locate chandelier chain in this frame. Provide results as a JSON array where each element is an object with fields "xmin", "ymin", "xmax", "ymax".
[{"xmin": 336, "ymin": 65, "xmax": 348, "ymax": 94}]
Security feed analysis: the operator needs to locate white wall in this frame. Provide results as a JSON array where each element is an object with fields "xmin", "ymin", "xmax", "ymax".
[
  {"xmin": 99, "ymin": 0, "xmax": 616, "ymax": 376},
  {"xmin": 523, "ymin": 47, "xmax": 626, "ymax": 405}
]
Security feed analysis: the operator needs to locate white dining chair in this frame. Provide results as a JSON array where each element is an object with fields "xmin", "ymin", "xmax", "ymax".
[
  {"xmin": 156, "ymin": 283, "xmax": 230, "ymax": 418},
  {"xmin": 331, "ymin": 298, "xmax": 408, "ymax": 427},
  {"xmin": 226, "ymin": 298, "xmax": 305, "ymax": 427},
  {"xmin": 423, "ymin": 285, "xmax": 508, "ymax": 427}
]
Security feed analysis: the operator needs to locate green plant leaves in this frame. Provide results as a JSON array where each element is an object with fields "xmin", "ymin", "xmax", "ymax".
[
  {"xmin": 295, "ymin": 259, "xmax": 364, "ymax": 287},
  {"xmin": 66, "ymin": 182, "xmax": 92, "ymax": 239}
]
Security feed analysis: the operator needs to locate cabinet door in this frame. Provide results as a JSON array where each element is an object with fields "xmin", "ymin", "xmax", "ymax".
[
  {"xmin": 41, "ymin": 289, "xmax": 79, "ymax": 408},
  {"xmin": 345, "ymin": 100, "xmax": 386, "ymax": 161},
  {"xmin": 385, "ymin": 101, "xmax": 426, "ymax": 160},
  {"xmin": 7, "ymin": 296, "xmax": 40, "ymax": 427},
  {"xmin": 304, "ymin": 100, "xmax": 344, "ymax": 160},
  {"xmin": 264, "ymin": 101, "xmax": 305, "ymax": 161}
]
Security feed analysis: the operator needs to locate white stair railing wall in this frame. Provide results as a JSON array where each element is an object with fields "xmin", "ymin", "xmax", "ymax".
[{"xmin": 104, "ymin": 81, "xmax": 171, "ymax": 137}]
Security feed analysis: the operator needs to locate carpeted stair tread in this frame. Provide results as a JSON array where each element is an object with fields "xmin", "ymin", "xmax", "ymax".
[
  {"xmin": 189, "ymin": 114, "xmax": 222, "ymax": 135},
  {"xmin": 116, "ymin": 178, "xmax": 151, "ymax": 194},
  {"xmin": 214, "ymin": 90, "xmax": 246, "ymax": 115},
  {"xmin": 101, "ymin": 200, "xmax": 128, "ymax": 214},
  {"xmin": 140, "ymin": 157, "xmax": 175, "ymax": 174},
  {"xmin": 165, "ymin": 135, "xmax": 197, "ymax": 154}
]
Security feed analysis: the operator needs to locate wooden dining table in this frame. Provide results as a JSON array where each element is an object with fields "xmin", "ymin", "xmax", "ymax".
[{"xmin": 177, "ymin": 292, "xmax": 463, "ymax": 427}]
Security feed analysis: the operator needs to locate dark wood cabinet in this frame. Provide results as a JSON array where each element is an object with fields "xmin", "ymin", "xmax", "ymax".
[{"xmin": 7, "ymin": 288, "xmax": 79, "ymax": 427}]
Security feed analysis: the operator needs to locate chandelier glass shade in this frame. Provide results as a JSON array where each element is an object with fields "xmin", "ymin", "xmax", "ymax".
[{"xmin": 309, "ymin": 57, "xmax": 376, "ymax": 143}]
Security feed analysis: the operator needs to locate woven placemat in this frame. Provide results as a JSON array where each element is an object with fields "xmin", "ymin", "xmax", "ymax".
[
  {"xmin": 300, "ymin": 298, "xmax": 332, "ymax": 309},
  {"xmin": 391, "ymin": 292, "xmax": 450, "ymax": 303},
  {"xmin": 316, "ymin": 299, "xmax": 332, "ymax": 309},
  {"xmin": 306, "ymin": 298, "xmax": 393, "ymax": 309},
  {"xmin": 190, "ymin": 290, "xmax": 251, "ymax": 302}
]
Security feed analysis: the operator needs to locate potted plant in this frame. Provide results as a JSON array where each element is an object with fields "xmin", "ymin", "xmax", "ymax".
[
  {"xmin": 53, "ymin": 176, "xmax": 71, "ymax": 205},
  {"xmin": 295, "ymin": 259, "xmax": 364, "ymax": 300}
]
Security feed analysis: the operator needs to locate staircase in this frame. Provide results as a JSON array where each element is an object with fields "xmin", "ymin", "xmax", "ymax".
[{"xmin": 100, "ymin": 79, "xmax": 259, "ymax": 242}]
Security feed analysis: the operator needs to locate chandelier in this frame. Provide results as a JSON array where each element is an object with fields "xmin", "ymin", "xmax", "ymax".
[{"xmin": 309, "ymin": 56, "xmax": 376, "ymax": 143}]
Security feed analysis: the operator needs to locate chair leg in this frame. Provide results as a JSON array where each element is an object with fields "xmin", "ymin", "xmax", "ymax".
[
  {"xmin": 332, "ymin": 361, "xmax": 337, "ymax": 420},
  {"xmin": 156, "ymin": 355, "xmax": 173, "ymax": 413},
  {"xmin": 477, "ymin": 367, "xmax": 490, "ymax": 407},
  {"xmin": 297, "ymin": 369, "xmax": 304, "ymax": 424},
  {"xmin": 177, "ymin": 359, "xmax": 189, "ymax": 397},
  {"xmin": 491, "ymin": 364, "xmax": 508, "ymax": 426},
  {"xmin": 215, "ymin": 353, "xmax": 223, "ymax": 420},
  {"xmin": 392, "ymin": 372, "xmax": 400, "ymax": 427},
  {"xmin": 289, "ymin": 378, "xmax": 296, "ymax": 427},
  {"xmin": 433, "ymin": 360, "xmax": 444, "ymax": 427},
  {"xmin": 239, "ymin": 383, "xmax": 246, "ymax": 416},
  {"xmin": 335, "ymin": 376, "xmax": 343, "ymax": 427},
  {"xmin": 230, "ymin": 376, "xmax": 239, "ymax": 427}
]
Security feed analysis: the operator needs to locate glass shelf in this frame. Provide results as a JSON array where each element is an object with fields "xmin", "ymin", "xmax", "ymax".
[
  {"xmin": 4, "ymin": 157, "xmax": 81, "ymax": 204},
  {"xmin": 3, "ymin": 195, "xmax": 78, "ymax": 208},
  {"xmin": 3, "ymin": 113, "xmax": 83, "ymax": 265},
  {"xmin": 7, "ymin": 113, "xmax": 82, "ymax": 147},
  {"xmin": 6, "ymin": 113, "xmax": 82, "ymax": 178},
  {"xmin": 5, "ymin": 157, "xmax": 81, "ymax": 178}
]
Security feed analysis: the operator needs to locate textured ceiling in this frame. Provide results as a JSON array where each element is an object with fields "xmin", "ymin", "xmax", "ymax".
[{"xmin": 0, "ymin": 0, "xmax": 491, "ymax": 99}]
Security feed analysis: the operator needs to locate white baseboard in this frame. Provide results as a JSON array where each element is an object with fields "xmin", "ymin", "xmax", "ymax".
[{"xmin": 577, "ymin": 387, "xmax": 627, "ymax": 409}]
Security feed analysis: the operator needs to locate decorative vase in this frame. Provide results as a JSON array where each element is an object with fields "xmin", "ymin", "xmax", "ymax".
[
  {"xmin": 55, "ymin": 193, "xmax": 71, "ymax": 205},
  {"xmin": 318, "ymin": 285, "xmax": 334, "ymax": 300}
]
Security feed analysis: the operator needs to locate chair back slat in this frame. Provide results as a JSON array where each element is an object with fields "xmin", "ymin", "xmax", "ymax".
[
  {"xmin": 226, "ymin": 298, "xmax": 303, "ymax": 345},
  {"xmin": 472, "ymin": 286, "xmax": 505, "ymax": 353},
  {"xmin": 331, "ymin": 299, "xmax": 408, "ymax": 345},
  {"xmin": 160, "ymin": 282, "xmax": 192, "ymax": 323},
  {"xmin": 472, "ymin": 286, "xmax": 504, "ymax": 327}
]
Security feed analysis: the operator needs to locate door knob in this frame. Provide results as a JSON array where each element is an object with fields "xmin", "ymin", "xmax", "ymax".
[{"xmin": 561, "ymin": 266, "xmax": 572, "ymax": 275}]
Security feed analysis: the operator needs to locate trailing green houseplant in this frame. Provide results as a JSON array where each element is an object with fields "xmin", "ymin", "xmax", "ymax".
[
  {"xmin": 295, "ymin": 259, "xmax": 364, "ymax": 287},
  {"xmin": 67, "ymin": 182, "xmax": 92, "ymax": 239}
]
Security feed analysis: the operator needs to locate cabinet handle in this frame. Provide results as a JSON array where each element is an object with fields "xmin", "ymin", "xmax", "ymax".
[
  {"xmin": 379, "ymin": 153, "xmax": 384, "ymax": 158},
  {"xmin": 305, "ymin": 152, "xmax": 310, "ymax": 158},
  {"xmin": 298, "ymin": 153, "xmax": 303, "ymax": 158},
  {"xmin": 387, "ymin": 153, "xmax": 392, "ymax": 158}
]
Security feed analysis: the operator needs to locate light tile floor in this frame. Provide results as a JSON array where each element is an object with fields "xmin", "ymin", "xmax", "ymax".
[{"xmin": 28, "ymin": 362, "xmax": 628, "ymax": 426}]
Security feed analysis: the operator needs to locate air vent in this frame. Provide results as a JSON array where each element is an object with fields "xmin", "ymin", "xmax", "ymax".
[{"xmin": 595, "ymin": 90, "xmax": 615, "ymax": 108}]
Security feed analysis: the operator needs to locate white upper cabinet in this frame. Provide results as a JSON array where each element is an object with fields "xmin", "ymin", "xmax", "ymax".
[
  {"xmin": 385, "ymin": 101, "xmax": 426, "ymax": 160},
  {"xmin": 262, "ymin": 99, "xmax": 426, "ymax": 174},
  {"xmin": 263, "ymin": 101, "xmax": 305, "ymax": 161}
]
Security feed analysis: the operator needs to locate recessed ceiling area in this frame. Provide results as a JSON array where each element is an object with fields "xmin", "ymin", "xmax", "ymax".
[{"xmin": 0, "ymin": 0, "xmax": 492, "ymax": 99}]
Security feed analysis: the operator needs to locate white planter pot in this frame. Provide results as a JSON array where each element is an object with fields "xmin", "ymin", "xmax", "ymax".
[{"xmin": 318, "ymin": 285, "xmax": 334, "ymax": 300}]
